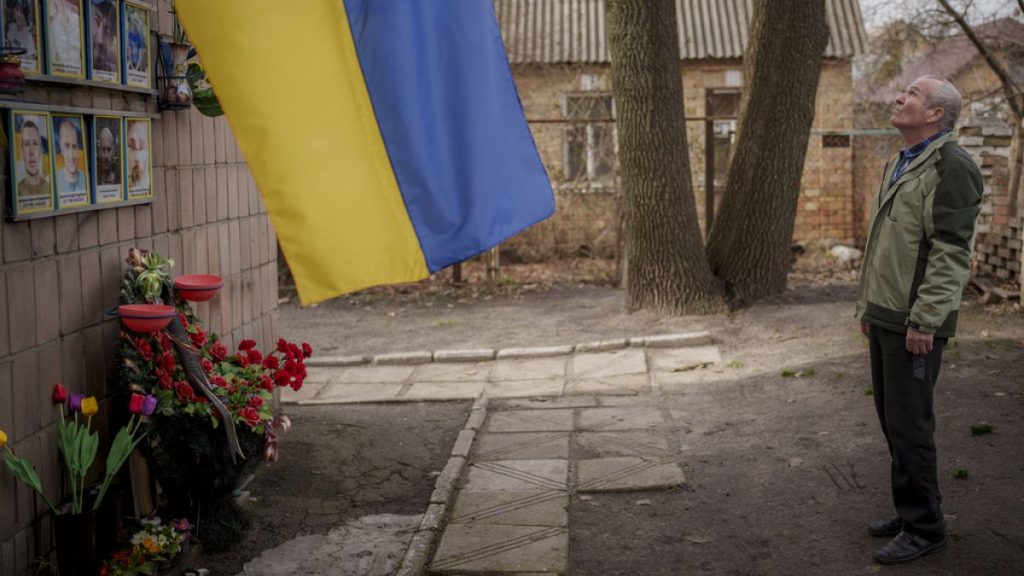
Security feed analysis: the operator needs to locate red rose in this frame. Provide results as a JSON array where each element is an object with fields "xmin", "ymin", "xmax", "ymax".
[
  {"xmin": 211, "ymin": 342, "xmax": 228, "ymax": 361},
  {"xmin": 158, "ymin": 331, "xmax": 173, "ymax": 351},
  {"xmin": 175, "ymin": 381, "xmax": 195, "ymax": 402},
  {"xmin": 302, "ymin": 342, "xmax": 313, "ymax": 358},
  {"xmin": 190, "ymin": 330, "xmax": 207, "ymax": 348},
  {"xmin": 200, "ymin": 358, "xmax": 214, "ymax": 373},
  {"xmin": 239, "ymin": 407, "xmax": 261, "ymax": 427},
  {"xmin": 247, "ymin": 349, "xmax": 263, "ymax": 364},
  {"xmin": 248, "ymin": 396, "xmax": 264, "ymax": 409},
  {"xmin": 273, "ymin": 370, "xmax": 290, "ymax": 386},
  {"xmin": 260, "ymin": 375, "xmax": 274, "ymax": 391},
  {"xmin": 133, "ymin": 338, "xmax": 154, "ymax": 361},
  {"xmin": 210, "ymin": 375, "xmax": 227, "ymax": 388},
  {"xmin": 178, "ymin": 313, "xmax": 189, "ymax": 328},
  {"xmin": 233, "ymin": 354, "xmax": 250, "ymax": 367},
  {"xmin": 239, "ymin": 339, "xmax": 257, "ymax": 351},
  {"xmin": 158, "ymin": 352, "xmax": 176, "ymax": 372},
  {"xmin": 277, "ymin": 338, "xmax": 288, "ymax": 353},
  {"xmin": 157, "ymin": 370, "xmax": 174, "ymax": 390},
  {"xmin": 263, "ymin": 356, "xmax": 279, "ymax": 370}
]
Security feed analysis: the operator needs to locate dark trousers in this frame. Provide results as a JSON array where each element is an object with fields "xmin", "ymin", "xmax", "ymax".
[{"xmin": 868, "ymin": 325, "xmax": 947, "ymax": 541}]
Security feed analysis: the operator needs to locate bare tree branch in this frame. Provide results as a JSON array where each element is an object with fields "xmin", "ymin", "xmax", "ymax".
[{"xmin": 936, "ymin": 0, "xmax": 1023, "ymax": 119}]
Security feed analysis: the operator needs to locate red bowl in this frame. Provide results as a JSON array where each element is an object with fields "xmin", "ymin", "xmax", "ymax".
[
  {"xmin": 175, "ymin": 274, "xmax": 224, "ymax": 302},
  {"xmin": 118, "ymin": 304, "xmax": 176, "ymax": 333}
]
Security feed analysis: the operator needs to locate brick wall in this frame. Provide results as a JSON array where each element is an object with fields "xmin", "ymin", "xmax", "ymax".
[
  {"xmin": 0, "ymin": 1, "xmax": 278, "ymax": 571},
  {"xmin": 503, "ymin": 59, "xmax": 859, "ymax": 262}
]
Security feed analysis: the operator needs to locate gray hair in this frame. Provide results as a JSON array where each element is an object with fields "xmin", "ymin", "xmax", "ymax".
[{"xmin": 919, "ymin": 75, "xmax": 962, "ymax": 131}]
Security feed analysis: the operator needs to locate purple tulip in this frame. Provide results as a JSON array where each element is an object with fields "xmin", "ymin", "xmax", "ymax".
[
  {"xmin": 142, "ymin": 395, "xmax": 158, "ymax": 416},
  {"xmin": 69, "ymin": 394, "xmax": 85, "ymax": 412}
]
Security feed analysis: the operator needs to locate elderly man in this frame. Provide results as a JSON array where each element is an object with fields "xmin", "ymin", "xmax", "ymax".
[{"xmin": 855, "ymin": 75, "xmax": 982, "ymax": 565}]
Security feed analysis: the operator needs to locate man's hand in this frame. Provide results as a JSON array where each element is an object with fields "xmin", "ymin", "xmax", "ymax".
[
  {"xmin": 905, "ymin": 328, "xmax": 933, "ymax": 356},
  {"xmin": 859, "ymin": 321, "xmax": 871, "ymax": 337}
]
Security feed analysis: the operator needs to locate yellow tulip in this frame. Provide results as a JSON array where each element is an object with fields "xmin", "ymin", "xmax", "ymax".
[
  {"xmin": 81, "ymin": 397, "xmax": 99, "ymax": 416},
  {"xmin": 0, "ymin": 429, "xmax": 7, "ymax": 448}
]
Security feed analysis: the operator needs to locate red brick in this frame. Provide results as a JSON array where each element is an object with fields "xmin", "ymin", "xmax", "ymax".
[
  {"xmin": 34, "ymin": 261, "xmax": 58, "ymax": 344},
  {"xmin": 176, "ymin": 109, "xmax": 192, "ymax": 166},
  {"xmin": 79, "ymin": 251, "xmax": 102, "ymax": 327},
  {"xmin": 193, "ymin": 168, "xmax": 207, "ymax": 225},
  {"xmin": 98, "ymin": 208, "xmax": 118, "ymax": 245},
  {"xmin": 135, "ymin": 204, "xmax": 152, "ymax": 238},
  {"xmin": 11, "ymin": 351, "xmax": 40, "ymax": 441},
  {"xmin": 37, "ymin": 341, "xmax": 61, "ymax": 427},
  {"xmin": 78, "ymin": 211, "xmax": 99, "ymax": 248},
  {"xmin": 179, "ymin": 168, "xmax": 194, "ymax": 228},
  {"xmin": 165, "ymin": 170, "xmax": 180, "ymax": 231},
  {"xmin": 3, "ymin": 221, "xmax": 31, "ymax": 262},
  {"xmin": 6, "ymin": 266, "xmax": 36, "ymax": 354}
]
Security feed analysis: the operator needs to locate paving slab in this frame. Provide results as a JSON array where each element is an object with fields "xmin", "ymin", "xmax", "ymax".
[
  {"xmin": 473, "ymin": 432, "xmax": 571, "ymax": 461},
  {"xmin": 567, "ymin": 374, "xmax": 649, "ymax": 396},
  {"xmin": 485, "ymin": 409, "xmax": 575, "ymax": 433},
  {"xmin": 430, "ymin": 525, "xmax": 568, "ymax": 574},
  {"xmin": 305, "ymin": 383, "xmax": 403, "ymax": 404},
  {"xmin": 449, "ymin": 490, "xmax": 568, "ymax": 527},
  {"xmin": 485, "ymin": 379, "xmax": 564, "ymax": 399},
  {"xmin": 491, "ymin": 357, "xmax": 567, "ymax": 381},
  {"xmin": 412, "ymin": 362, "xmax": 489, "ymax": 382},
  {"xmin": 280, "ymin": 382, "xmax": 325, "ymax": 404},
  {"xmin": 400, "ymin": 381, "xmax": 485, "ymax": 401},
  {"xmin": 576, "ymin": 457, "xmax": 686, "ymax": 492},
  {"xmin": 571, "ymin": 349, "xmax": 647, "ymax": 378},
  {"xmin": 336, "ymin": 365, "xmax": 416, "ymax": 384},
  {"xmin": 650, "ymin": 346, "xmax": 722, "ymax": 372},
  {"xmin": 575, "ymin": 431, "xmax": 672, "ymax": 458},
  {"xmin": 577, "ymin": 406, "xmax": 667, "ymax": 431},
  {"xmin": 464, "ymin": 459, "xmax": 569, "ymax": 491}
]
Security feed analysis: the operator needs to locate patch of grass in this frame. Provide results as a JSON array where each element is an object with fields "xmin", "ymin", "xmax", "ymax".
[
  {"xmin": 833, "ymin": 372, "xmax": 846, "ymax": 380},
  {"xmin": 984, "ymin": 340, "xmax": 1007, "ymax": 351},
  {"xmin": 970, "ymin": 423, "xmax": 994, "ymax": 436},
  {"xmin": 801, "ymin": 368, "xmax": 817, "ymax": 377},
  {"xmin": 726, "ymin": 359, "xmax": 744, "ymax": 369},
  {"xmin": 781, "ymin": 369, "xmax": 797, "ymax": 378},
  {"xmin": 864, "ymin": 386, "xmax": 874, "ymax": 396},
  {"xmin": 953, "ymin": 468, "xmax": 969, "ymax": 480}
]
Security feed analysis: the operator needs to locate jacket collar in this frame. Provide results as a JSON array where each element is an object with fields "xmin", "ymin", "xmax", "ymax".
[{"xmin": 878, "ymin": 131, "xmax": 956, "ymax": 207}]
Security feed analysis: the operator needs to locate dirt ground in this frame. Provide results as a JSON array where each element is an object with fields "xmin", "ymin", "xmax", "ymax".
[{"xmin": 197, "ymin": 263, "xmax": 1022, "ymax": 575}]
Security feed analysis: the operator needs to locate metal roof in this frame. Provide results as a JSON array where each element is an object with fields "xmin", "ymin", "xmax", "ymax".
[{"xmin": 494, "ymin": 0, "xmax": 868, "ymax": 64}]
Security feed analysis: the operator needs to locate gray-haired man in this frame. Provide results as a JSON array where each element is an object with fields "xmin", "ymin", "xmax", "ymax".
[{"xmin": 855, "ymin": 75, "xmax": 982, "ymax": 565}]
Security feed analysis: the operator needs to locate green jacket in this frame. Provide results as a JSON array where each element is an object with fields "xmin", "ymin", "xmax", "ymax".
[{"xmin": 855, "ymin": 132, "xmax": 982, "ymax": 337}]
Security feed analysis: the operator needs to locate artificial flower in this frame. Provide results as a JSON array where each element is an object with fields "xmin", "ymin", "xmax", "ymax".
[
  {"xmin": 81, "ymin": 397, "xmax": 99, "ymax": 416},
  {"xmin": 129, "ymin": 393, "xmax": 145, "ymax": 414},
  {"xmin": 69, "ymin": 393, "xmax": 84, "ymax": 412},
  {"xmin": 239, "ymin": 407, "xmax": 261, "ymax": 427},
  {"xmin": 142, "ymin": 395, "xmax": 158, "ymax": 416},
  {"xmin": 263, "ymin": 356, "xmax": 279, "ymax": 370},
  {"xmin": 239, "ymin": 339, "xmax": 257, "ymax": 351},
  {"xmin": 302, "ymin": 342, "xmax": 313, "ymax": 358},
  {"xmin": 190, "ymin": 330, "xmax": 207, "ymax": 348},
  {"xmin": 52, "ymin": 384, "xmax": 67, "ymax": 403},
  {"xmin": 200, "ymin": 358, "xmax": 214, "ymax": 373},
  {"xmin": 210, "ymin": 341, "xmax": 228, "ymax": 361},
  {"xmin": 0, "ymin": 429, "xmax": 7, "ymax": 448}
]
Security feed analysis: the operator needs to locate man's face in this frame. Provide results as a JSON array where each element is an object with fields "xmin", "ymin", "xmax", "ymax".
[
  {"xmin": 127, "ymin": 122, "xmax": 148, "ymax": 184},
  {"xmin": 98, "ymin": 128, "xmax": 115, "ymax": 169},
  {"xmin": 59, "ymin": 121, "xmax": 79, "ymax": 176},
  {"xmin": 891, "ymin": 78, "xmax": 942, "ymax": 130},
  {"xmin": 21, "ymin": 125, "xmax": 41, "ymax": 177}
]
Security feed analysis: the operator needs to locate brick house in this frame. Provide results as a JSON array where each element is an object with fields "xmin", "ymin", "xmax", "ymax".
[
  {"xmin": 0, "ymin": 0, "xmax": 278, "ymax": 570},
  {"xmin": 493, "ymin": 0, "xmax": 868, "ymax": 262}
]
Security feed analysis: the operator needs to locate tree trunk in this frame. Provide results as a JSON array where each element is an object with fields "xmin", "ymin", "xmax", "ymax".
[
  {"xmin": 606, "ymin": 0, "xmax": 726, "ymax": 314},
  {"xmin": 705, "ymin": 0, "xmax": 829, "ymax": 305}
]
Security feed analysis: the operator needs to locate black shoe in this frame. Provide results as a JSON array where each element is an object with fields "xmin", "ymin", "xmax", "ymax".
[
  {"xmin": 873, "ymin": 531, "xmax": 947, "ymax": 565},
  {"xmin": 868, "ymin": 516, "xmax": 902, "ymax": 537}
]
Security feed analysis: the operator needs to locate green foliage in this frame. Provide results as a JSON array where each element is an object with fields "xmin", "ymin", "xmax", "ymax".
[
  {"xmin": 864, "ymin": 386, "xmax": 874, "ymax": 396},
  {"xmin": 970, "ymin": 423, "xmax": 994, "ymax": 436},
  {"xmin": 953, "ymin": 468, "xmax": 969, "ymax": 480},
  {"xmin": 781, "ymin": 369, "xmax": 797, "ymax": 378},
  {"xmin": 726, "ymin": 359, "xmax": 744, "ymax": 369}
]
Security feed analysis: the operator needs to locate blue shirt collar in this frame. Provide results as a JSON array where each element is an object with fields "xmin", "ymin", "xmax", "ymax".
[{"xmin": 900, "ymin": 129, "xmax": 950, "ymax": 160}]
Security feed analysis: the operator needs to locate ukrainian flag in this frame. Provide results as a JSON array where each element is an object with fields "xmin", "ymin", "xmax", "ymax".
[{"xmin": 175, "ymin": 1, "xmax": 554, "ymax": 305}]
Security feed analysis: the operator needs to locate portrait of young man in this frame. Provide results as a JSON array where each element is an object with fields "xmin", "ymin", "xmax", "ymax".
[
  {"xmin": 94, "ymin": 115, "xmax": 123, "ymax": 202},
  {"xmin": 52, "ymin": 114, "xmax": 90, "ymax": 208},
  {"xmin": 88, "ymin": 0, "xmax": 119, "ymax": 81},
  {"xmin": 12, "ymin": 112, "xmax": 53, "ymax": 214}
]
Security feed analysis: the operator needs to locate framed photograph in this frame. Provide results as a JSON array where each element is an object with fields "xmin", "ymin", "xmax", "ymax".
[
  {"xmin": 87, "ymin": 0, "xmax": 118, "ymax": 82},
  {"xmin": 92, "ymin": 115, "xmax": 122, "ymax": 203},
  {"xmin": 51, "ymin": 113, "xmax": 90, "ymax": 208},
  {"xmin": 44, "ymin": 0, "xmax": 85, "ymax": 77},
  {"xmin": 125, "ymin": 117, "xmax": 151, "ymax": 200},
  {"xmin": 3, "ymin": 0, "xmax": 42, "ymax": 73},
  {"xmin": 8, "ymin": 110, "xmax": 54, "ymax": 216},
  {"xmin": 122, "ymin": 1, "xmax": 148, "ymax": 87}
]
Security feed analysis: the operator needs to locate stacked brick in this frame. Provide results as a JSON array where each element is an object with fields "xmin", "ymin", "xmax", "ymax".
[{"xmin": 0, "ymin": 1, "xmax": 278, "ymax": 571}]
